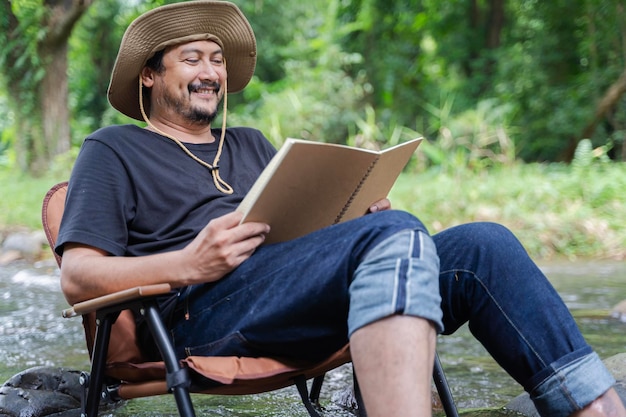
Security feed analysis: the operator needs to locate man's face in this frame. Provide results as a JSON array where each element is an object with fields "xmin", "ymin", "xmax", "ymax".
[{"xmin": 148, "ymin": 40, "xmax": 226, "ymax": 125}]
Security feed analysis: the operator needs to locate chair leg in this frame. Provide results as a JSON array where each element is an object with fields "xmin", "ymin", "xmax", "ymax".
[
  {"xmin": 353, "ymin": 370, "xmax": 368, "ymax": 417},
  {"xmin": 309, "ymin": 374, "xmax": 325, "ymax": 404},
  {"xmin": 83, "ymin": 312, "xmax": 117, "ymax": 417},
  {"xmin": 142, "ymin": 302, "xmax": 196, "ymax": 417},
  {"xmin": 432, "ymin": 352, "xmax": 459, "ymax": 417},
  {"xmin": 299, "ymin": 356, "xmax": 456, "ymax": 417},
  {"xmin": 307, "ymin": 369, "xmax": 368, "ymax": 417},
  {"xmin": 294, "ymin": 376, "xmax": 323, "ymax": 417}
]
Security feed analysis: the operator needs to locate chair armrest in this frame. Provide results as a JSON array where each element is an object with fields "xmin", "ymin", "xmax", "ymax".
[{"xmin": 62, "ymin": 283, "xmax": 173, "ymax": 318}]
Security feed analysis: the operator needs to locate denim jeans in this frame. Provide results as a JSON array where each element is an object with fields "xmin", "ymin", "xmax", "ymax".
[{"xmin": 165, "ymin": 210, "xmax": 614, "ymax": 417}]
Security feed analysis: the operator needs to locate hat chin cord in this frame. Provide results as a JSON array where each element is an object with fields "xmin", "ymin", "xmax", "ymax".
[{"xmin": 138, "ymin": 61, "xmax": 234, "ymax": 195}]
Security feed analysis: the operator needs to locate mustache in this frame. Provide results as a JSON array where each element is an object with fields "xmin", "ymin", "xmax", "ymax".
[{"xmin": 188, "ymin": 81, "xmax": 221, "ymax": 93}]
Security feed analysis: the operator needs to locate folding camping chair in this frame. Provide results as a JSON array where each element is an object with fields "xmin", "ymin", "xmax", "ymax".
[{"xmin": 42, "ymin": 181, "xmax": 459, "ymax": 417}]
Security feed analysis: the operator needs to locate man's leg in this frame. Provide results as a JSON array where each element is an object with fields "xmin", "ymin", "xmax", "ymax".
[
  {"xmin": 351, "ymin": 315, "xmax": 436, "ymax": 417},
  {"xmin": 168, "ymin": 210, "xmax": 443, "ymax": 361},
  {"xmin": 572, "ymin": 389, "xmax": 626, "ymax": 417},
  {"xmin": 347, "ymin": 226, "xmax": 443, "ymax": 416},
  {"xmin": 166, "ymin": 210, "xmax": 444, "ymax": 415},
  {"xmin": 434, "ymin": 222, "xmax": 624, "ymax": 417}
]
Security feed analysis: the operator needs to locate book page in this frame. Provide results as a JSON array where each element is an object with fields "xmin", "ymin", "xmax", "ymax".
[
  {"xmin": 339, "ymin": 138, "xmax": 422, "ymax": 222},
  {"xmin": 238, "ymin": 138, "xmax": 421, "ymax": 244}
]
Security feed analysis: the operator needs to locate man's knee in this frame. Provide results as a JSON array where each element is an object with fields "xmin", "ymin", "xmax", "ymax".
[
  {"xmin": 435, "ymin": 221, "xmax": 527, "ymax": 262},
  {"xmin": 364, "ymin": 209, "xmax": 430, "ymax": 236},
  {"xmin": 348, "ymin": 225, "xmax": 443, "ymax": 337}
]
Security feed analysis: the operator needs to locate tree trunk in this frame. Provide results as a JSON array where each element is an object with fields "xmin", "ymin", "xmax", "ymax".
[
  {"xmin": 582, "ymin": 68, "xmax": 626, "ymax": 139},
  {"xmin": 486, "ymin": 0, "xmax": 504, "ymax": 50},
  {"xmin": 30, "ymin": 0, "xmax": 93, "ymax": 175},
  {"xmin": 1, "ymin": 0, "xmax": 92, "ymax": 176},
  {"xmin": 560, "ymin": 67, "xmax": 626, "ymax": 162},
  {"xmin": 33, "ymin": 42, "xmax": 70, "ymax": 176}
]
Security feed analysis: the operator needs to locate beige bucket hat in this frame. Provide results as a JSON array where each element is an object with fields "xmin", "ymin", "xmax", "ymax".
[{"xmin": 107, "ymin": 0, "xmax": 257, "ymax": 121}]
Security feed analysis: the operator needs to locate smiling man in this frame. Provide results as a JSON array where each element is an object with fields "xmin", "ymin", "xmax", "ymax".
[
  {"xmin": 143, "ymin": 41, "xmax": 225, "ymax": 129},
  {"xmin": 56, "ymin": 2, "xmax": 626, "ymax": 417}
]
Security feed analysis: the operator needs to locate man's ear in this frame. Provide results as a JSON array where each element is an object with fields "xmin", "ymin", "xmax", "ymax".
[{"xmin": 140, "ymin": 67, "xmax": 155, "ymax": 88}]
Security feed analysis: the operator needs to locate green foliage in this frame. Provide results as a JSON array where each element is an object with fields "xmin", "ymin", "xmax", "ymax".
[
  {"xmin": 336, "ymin": 0, "xmax": 430, "ymax": 128},
  {"xmin": 0, "ymin": 92, "xmax": 14, "ymax": 165},
  {"xmin": 69, "ymin": 0, "xmax": 123, "ymax": 142},
  {"xmin": 229, "ymin": 44, "xmax": 369, "ymax": 146},
  {"xmin": 0, "ymin": 0, "xmax": 46, "ymax": 115},
  {"xmin": 68, "ymin": 0, "xmax": 161, "ymax": 142},
  {"xmin": 414, "ymin": 97, "xmax": 517, "ymax": 172},
  {"xmin": 4, "ymin": 0, "xmax": 626, "ymax": 176},
  {"xmin": 232, "ymin": 0, "xmax": 324, "ymax": 83},
  {"xmin": 572, "ymin": 138, "xmax": 611, "ymax": 171},
  {"xmin": 493, "ymin": 0, "xmax": 626, "ymax": 160}
]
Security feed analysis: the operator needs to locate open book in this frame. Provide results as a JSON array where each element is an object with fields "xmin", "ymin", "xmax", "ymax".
[{"xmin": 238, "ymin": 137, "xmax": 422, "ymax": 244}]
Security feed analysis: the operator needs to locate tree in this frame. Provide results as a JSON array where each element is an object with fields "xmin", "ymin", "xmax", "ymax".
[
  {"xmin": 69, "ymin": 0, "xmax": 127, "ymax": 138},
  {"xmin": 577, "ymin": 0, "xmax": 626, "ymax": 161},
  {"xmin": 0, "ymin": 0, "xmax": 92, "ymax": 176}
]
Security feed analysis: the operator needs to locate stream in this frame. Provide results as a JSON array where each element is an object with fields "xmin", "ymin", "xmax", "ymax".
[{"xmin": 1, "ymin": 259, "xmax": 625, "ymax": 416}]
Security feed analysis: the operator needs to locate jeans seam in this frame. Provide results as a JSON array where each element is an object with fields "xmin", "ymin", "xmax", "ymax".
[
  {"xmin": 554, "ymin": 368, "xmax": 579, "ymax": 411},
  {"xmin": 443, "ymin": 268, "xmax": 548, "ymax": 370}
]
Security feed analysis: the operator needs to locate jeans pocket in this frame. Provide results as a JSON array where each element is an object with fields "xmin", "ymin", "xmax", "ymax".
[{"xmin": 184, "ymin": 331, "xmax": 258, "ymax": 358}]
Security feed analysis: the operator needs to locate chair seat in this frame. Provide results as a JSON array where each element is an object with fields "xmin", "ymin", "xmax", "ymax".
[{"xmin": 111, "ymin": 344, "xmax": 351, "ymax": 399}]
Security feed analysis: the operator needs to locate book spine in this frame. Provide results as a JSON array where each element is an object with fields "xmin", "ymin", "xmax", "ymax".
[{"xmin": 334, "ymin": 156, "xmax": 380, "ymax": 224}]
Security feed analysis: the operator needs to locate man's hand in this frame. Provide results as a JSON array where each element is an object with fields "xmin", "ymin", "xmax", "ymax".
[
  {"xmin": 181, "ymin": 211, "xmax": 270, "ymax": 284},
  {"xmin": 368, "ymin": 198, "xmax": 392, "ymax": 213},
  {"xmin": 60, "ymin": 211, "xmax": 269, "ymax": 305}
]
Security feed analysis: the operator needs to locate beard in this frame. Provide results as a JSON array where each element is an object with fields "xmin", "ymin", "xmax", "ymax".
[
  {"xmin": 183, "ymin": 104, "xmax": 218, "ymax": 125},
  {"xmin": 159, "ymin": 81, "xmax": 221, "ymax": 125}
]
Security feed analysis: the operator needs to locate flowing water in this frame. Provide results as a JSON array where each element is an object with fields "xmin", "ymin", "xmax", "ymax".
[{"xmin": 1, "ymin": 259, "xmax": 625, "ymax": 416}]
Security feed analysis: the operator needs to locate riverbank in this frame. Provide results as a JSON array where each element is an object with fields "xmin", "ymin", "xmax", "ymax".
[{"xmin": 1, "ymin": 161, "xmax": 625, "ymax": 262}]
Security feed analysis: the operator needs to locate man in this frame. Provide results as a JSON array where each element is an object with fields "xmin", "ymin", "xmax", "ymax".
[{"xmin": 56, "ymin": 1, "xmax": 625, "ymax": 416}]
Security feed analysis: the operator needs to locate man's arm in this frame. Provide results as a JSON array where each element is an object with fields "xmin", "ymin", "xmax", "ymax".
[{"xmin": 60, "ymin": 211, "xmax": 269, "ymax": 305}]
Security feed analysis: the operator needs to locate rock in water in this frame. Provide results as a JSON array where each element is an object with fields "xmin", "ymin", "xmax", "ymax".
[
  {"xmin": 0, "ymin": 367, "xmax": 82, "ymax": 417},
  {"xmin": 611, "ymin": 300, "xmax": 626, "ymax": 323},
  {"xmin": 504, "ymin": 392, "xmax": 539, "ymax": 417}
]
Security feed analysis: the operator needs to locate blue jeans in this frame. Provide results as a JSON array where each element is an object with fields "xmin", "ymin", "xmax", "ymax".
[{"xmin": 165, "ymin": 210, "xmax": 614, "ymax": 417}]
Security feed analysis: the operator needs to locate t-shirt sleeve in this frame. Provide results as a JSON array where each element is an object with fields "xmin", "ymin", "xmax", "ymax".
[{"xmin": 55, "ymin": 138, "xmax": 135, "ymax": 257}]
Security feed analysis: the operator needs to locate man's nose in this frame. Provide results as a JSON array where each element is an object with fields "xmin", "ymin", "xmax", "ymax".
[{"xmin": 198, "ymin": 61, "xmax": 220, "ymax": 81}]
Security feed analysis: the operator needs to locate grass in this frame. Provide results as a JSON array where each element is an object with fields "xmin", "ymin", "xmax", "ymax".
[
  {"xmin": 0, "ymin": 168, "xmax": 68, "ymax": 233},
  {"xmin": 390, "ymin": 162, "xmax": 626, "ymax": 260},
  {"xmin": 1, "ymin": 161, "xmax": 625, "ymax": 261}
]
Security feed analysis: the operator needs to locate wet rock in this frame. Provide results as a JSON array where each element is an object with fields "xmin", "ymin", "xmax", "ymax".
[
  {"xmin": 605, "ymin": 353, "xmax": 626, "ymax": 388},
  {"xmin": 0, "ymin": 231, "xmax": 47, "ymax": 265},
  {"xmin": 504, "ymin": 393, "xmax": 539, "ymax": 417},
  {"xmin": 611, "ymin": 300, "xmax": 626, "ymax": 323},
  {"xmin": 0, "ymin": 250, "xmax": 22, "ymax": 265},
  {"xmin": 0, "ymin": 367, "xmax": 82, "ymax": 417},
  {"xmin": 331, "ymin": 385, "xmax": 446, "ymax": 413},
  {"xmin": 331, "ymin": 386, "xmax": 357, "ymax": 410}
]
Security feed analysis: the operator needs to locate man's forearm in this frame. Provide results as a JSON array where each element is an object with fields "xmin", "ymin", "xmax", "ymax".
[{"xmin": 60, "ymin": 245, "xmax": 190, "ymax": 305}]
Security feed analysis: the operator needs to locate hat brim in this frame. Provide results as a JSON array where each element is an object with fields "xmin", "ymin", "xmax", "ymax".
[{"xmin": 108, "ymin": 0, "xmax": 256, "ymax": 121}]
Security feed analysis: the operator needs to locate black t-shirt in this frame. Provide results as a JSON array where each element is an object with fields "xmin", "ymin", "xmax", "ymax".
[
  {"xmin": 56, "ymin": 124, "xmax": 276, "ymax": 257},
  {"xmin": 57, "ymin": 124, "xmax": 277, "ymax": 360}
]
